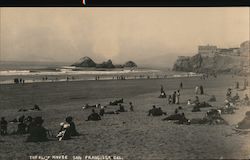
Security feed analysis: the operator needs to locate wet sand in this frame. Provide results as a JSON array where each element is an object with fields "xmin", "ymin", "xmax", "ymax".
[{"xmin": 0, "ymin": 75, "xmax": 249, "ymax": 160}]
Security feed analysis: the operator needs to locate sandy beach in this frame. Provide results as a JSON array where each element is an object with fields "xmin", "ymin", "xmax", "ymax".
[{"xmin": 0, "ymin": 75, "xmax": 249, "ymax": 160}]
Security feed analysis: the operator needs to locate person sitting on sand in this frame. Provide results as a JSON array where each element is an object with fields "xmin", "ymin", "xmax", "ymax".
[
  {"xmin": 86, "ymin": 109, "xmax": 101, "ymax": 121},
  {"xmin": 236, "ymin": 111, "xmax": 250, "ymax": 129},
  {"xmin": 148, "ymin": 106, "xmax": 166, "ymax": 116},
  {"xmin": 208, "ymin": 95, "xmax": 216, "ymax": 102},
  {"xmin": 56, "ymin": 116, "xmax": 79, "ymax": 140},
  {"xmin": 226, "ymin": 88, "xmax": 232, "ymax": 98},
  {"xmin": 25, "ymin": 116, "xmax": 34, "ymax": 134},
  {"xmin": 148, "ymin": 105, "xmax": 157, "ymax": 116},
  {"xmin": 156, "ymin": 107, "xmax": 167, "ymax": 115},
  {"xmin": 31, "ymin": 104, "xmax": 41, "ymax": 111},
  {"xmin": 191, "ymin": 96, "xmax": 201, "ymax": 112},
  {"xmin": 116, "ymin": 104, "xmax": 126, "ymax": 112},
  {"xmin": 232, "ymin": 93, "xmax": 240, "ymax": 102},
  {"xmin": 109, "ymin": 98, "xmax": 124, "ymax": 105},
  {"xmin": 57, "ymin": 122, "xmax": 71, "ymax": 141},
  {"xmin": 65, "ymin": 116, "xmax": 79, "ymax": 136},
  {"xmin": 159, "ymin": 85, "xmax": 166, "ymax": 98},
  {"xmin": 174, "ymin": 108, "xmax": 179, "ymax": 114},
  {"xmin": 0, "ymin": 117, "xmax": 8, "ymax": 135},
  {"xmin": 193, "ymin": 96, "xmax": 200, "ymax": 105},
  {"xmin": 175, "ymin": 113, "xmax": 190, "ymax": 125},
  {"xmin": 26, "ymin": 117, "xmax": 48, "ymax": 142},
  {"xmin": 187, "ymin": 99, "xmax": 191, "ymax": 105},
  {"xmin": 190, "ymin": 109, "xmax": 227, "ymax": 125},
  {"xmin": 99, "ymin": 106, "xmax": 105, "ymax": 116},
  {"xmin": 244, "ymin": 94, "xmax": 249, "ymax": 101},
  {"xmin": 192, "ymin": 101, "xmax": 212, "ymax": 112},
  {"xmin": 129, "ymin": 102, "xmax": 134, "ymax": 112},
  {"xmin": 220, "ymin": 102, "xmax": 235, "ymax": 114},
  {"xmin": 17, "ymin": 119, "xmax": 28, "ymax": 134},
  {"xmin": 162, "ymin": 110, "xmax": 183, "ymax": 121},
  {"xmin": 18, "ymin": 108, "xmax": 28, "ymax": 112},
  {"xmin": 82, "ymin": 103, "xmax": 97, "ymax": 110},
  {"xmin": 192, "ymin": 105, "xmax": 201, "ymax": 112}
]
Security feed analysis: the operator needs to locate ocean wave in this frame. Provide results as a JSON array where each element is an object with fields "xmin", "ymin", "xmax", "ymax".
[{"xmin": 0, "ymin": 69, "xmax": 161, "ymax": 76}]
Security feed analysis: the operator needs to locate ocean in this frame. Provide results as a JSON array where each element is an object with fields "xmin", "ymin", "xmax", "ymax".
[{"xmin": 0, "ymin": 61, "xmax": 201, "ymax": 84}]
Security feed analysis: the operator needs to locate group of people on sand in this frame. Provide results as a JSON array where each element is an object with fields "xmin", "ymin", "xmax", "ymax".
[
  {"xmin": 1, "ymin": 114, "xmax": 81, "ymax": 142},
  {"xmin": 150, "ymin": 79, "xmax": 244, "ymax": 126},
  {"xmin": 148, "ymin": 105, "xmax": 167, "ymax": 116},
  {"xmin": 162, "ymin": 107, "xmax": 190, "ymax": 125},
  {"xmin": 0, "ymin": 104, "xmax": 42, "ymax": 137},
  {"xmin": 195, "ymin": 85, "xmax": 204, "ymax": 95},
  {"xmin": 159, "ymin": 84, "xmax": 182, "ymax": 105},
  {"xmin": 235, "ymin": 79, "xmax": 248, "ymax": 90},
  {"xmin": 18, "ymin": 104, "xmax": 41, "ymax": 112},
  {"xmin": 168, "ymin": 90, "xmax": 181, "ymax": 104},
  {"xmin": 83, "ymin": 99, "xmax": 134, "ymax": 121},
  {"xmin": 14, "ymin": 78, "xmax": 25, "ymax": 84}
]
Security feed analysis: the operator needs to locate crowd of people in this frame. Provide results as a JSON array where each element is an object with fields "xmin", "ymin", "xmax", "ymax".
[{"xmin": 1, "ymin": 75, "xmax": 250, "ymax": 143}]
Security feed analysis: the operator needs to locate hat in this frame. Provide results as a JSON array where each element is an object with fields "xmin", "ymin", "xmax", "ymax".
[{"xmin": 66, "ymin": 116, "xmax": 73, "ymax": 123}]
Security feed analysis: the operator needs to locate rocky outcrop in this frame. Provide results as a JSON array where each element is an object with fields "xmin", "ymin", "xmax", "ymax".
[
  {"xmin": 72, "ymin": 57, "xmax": 138, "ymax": 68},
  {"xmin": 124, "ymin": 61, "xmax": 137, "ymax": 68},
  {"xmin": 173, "ymin": 53, "xmax": 249, "ymax": 74},
  {"xmin": 96, "ymin": 59, "xmax": 115, "ymax": 68},
  {"xmin": 71, "ymin": 56, "xmax": 96, "ymax": 67}
]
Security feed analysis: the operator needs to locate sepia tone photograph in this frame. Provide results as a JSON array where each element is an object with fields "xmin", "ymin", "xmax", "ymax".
[{"xmin": 0, "ymin": 7, "xmax": 249, "ymax": 160}]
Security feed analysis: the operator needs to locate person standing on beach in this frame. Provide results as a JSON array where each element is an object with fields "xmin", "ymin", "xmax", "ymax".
[
  {"xmin": 168, "ymin": 95, "xmax": 172, "ymax": 104},
  {"xmin": 129, "ymin": 102, "xmax": 134, "ymax": 112},
  {"xmin": 176, "ymin": 90, "xmax": 180, "ymax": 104},
  {"xmin": 195, "ymin": 86, "xmax": 199, "ymax": 95},
  {"xmin": 243, "ymin": 79, "xmax": 247, "ymax": 89},
  {"xmin": 172, "ymin": 91, "xmax": 176, "ymax": 104},
  {"xmin": 200, "ymin": 85, "xmax": 204, "ymax": 95},
  {"xmin": 180, "ymin": 82, "xmax": 183, "ymax": 89},
  {"xmin": 236, "ymin": 81, "xmax": 239, "ymax": 89}
]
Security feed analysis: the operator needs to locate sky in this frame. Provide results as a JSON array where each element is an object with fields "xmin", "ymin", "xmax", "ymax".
[{"xmin": 0, "ymin": 7, "xmax": 249, "ymax": 68}]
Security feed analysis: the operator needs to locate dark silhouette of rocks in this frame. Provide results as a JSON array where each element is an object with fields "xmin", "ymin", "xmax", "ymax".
[
  {"xmin": 96, "ymin": 59, "xmax": 115, "ymax": 68},
  {"xmin": 124, "ymin": 61, "xmax": 137, "ymax": 68},
  {"xmin": 72, "ymin": 57, "xmax": 138, "ymax": 68},
  {"xmin": 71, "ymin": 57, "xmax": 96, "ymax": 67}
]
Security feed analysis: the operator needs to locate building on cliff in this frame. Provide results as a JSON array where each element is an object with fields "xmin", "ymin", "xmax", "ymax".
[
  {"xmin": 198, "ymin": 45, "xmax": 217, "ymax": 57},
  {"xmin": 216, "ymin": 48, "xmax": 240, "ymax": 56},
  {"xmin": 198, "ymin": 41, "xmax": 249, "ymax": 57}
]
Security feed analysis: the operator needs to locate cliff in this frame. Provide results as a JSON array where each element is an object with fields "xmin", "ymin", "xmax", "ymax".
[{"xmin": 173, "ymin": 54, "xmax": 249, "ymax": 74}]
